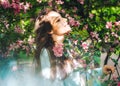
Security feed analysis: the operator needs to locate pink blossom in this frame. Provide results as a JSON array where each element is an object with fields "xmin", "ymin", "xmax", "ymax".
[
  {"xmin": 19, "ymin": 2, "xmax": 24, "ymax": 9},
  {"xmin": 81, "ymin": 42, "xmax": 89, "ymax": 51},
  {"xmin": 48, "ymin": 0, "xmax": 52, "ymax": 7},
  {"xmin": 111, "ymin": 32, "xmax": 115, "ymax": 35},
  {"xmin": 112, "ymin": 75, "xmax": 117, "ymax": 81},
  {"xmin": 15, "ymin": 44, "xmax": 20, "ymax": 49},
  {"xmin": 11, "ymin": 0, "xmax": 31, "ymax": 14},
  {"xmin": 52, "ymin": 43, "xmax": 64, "ymax": 57},
  {"xmin": 0, "ymin": 0, "xmax": 10, "ymax": 8},
  {"xmin": 73, "ymin": 40, "xmax": 78, "ymax": 45},
  {"xmin": 3, "ymin": 21, "xmax": 9, "ymax": 29},
  {"xmin": 73, "ymin": 7, "xmax": 78, "ymax": 12},
  {"xmin": 14, "ymin": 26, "xmax": 24, "ymax": 34},
  {"xmin": 114, "ymin": 21, "xmax": 120, "ymax": 26},
  {"xmin": 11, "ymin": 2, "xmax": 21, "ymax": 14},
  {"xmin": 104, "ymin": 35, "xmax": 109, "ymax": 43},
  {"xmin": 118, "ymin": 82, "xmax": 120, "ymax": 86},
  {"xmin": 61, "ymin": 9, "xmax": 65, "ymax": 14},
  {"xmin": 68, "ymin": 17, "xmax": 80, "ymax": 27},
  {"xmin": 83, "ymin": 24, "xmax": 88, "ymax": 30},
  {"xmin": 23, "ymin": 2, "xmax": 32, "ymax": 13},
  {"xmin": 74, "ymin": 14, "xmax": 78, "ymax": 18},
  {"xmin": 111, "ymin": 32, "xmax": 119, "ymax": 38},
  {"xmin": 90, "ymin": 32, "xmax": 99, "ymax": 39},
  {"xmin": 11, "ymin": 0, "xmax": 23, "ymax": 14},
  {"xmin": 9, "ymin": 43, "xmax": 16, "ymax": 51},
  {"xmin": 89, "ymin": 13, "xmax": 94, "ymax": 19},
  {"xmin": 114, "ymin": 34, "xmax": 119, "ymax": 38},
  {"xmin": 16, "ymin": 40, "xmax": 23, "ymax": 46},
  {"xmin": 9, "ymin": 43, "xmax": 20, "ymax": 50},
  {"xmin": 55, "ymin": 0, "xmax": 64, "ymax": 5},
  {"xmin": 106, "ymin": 22, "xmax": 112, "ymax": 29},
  {"xmin": 12, "ymin": 66, "xmax": 18, "ymax": 71},
  {"xmin": 77, "ymin": 0, "xmax": 84, "ymax": 5},
  {"xmin": 68, "ymin": 17, "xmax": 75, "ymax": 26},
  {"xmin": 74, "ymin": 21, "xmax": 80, "ymax": 27},
  {"xmin": 8, "ymin": 40, "xmax": 23, "ymax": 51},
  {"xmin": 36, "ymin": 0, "xmax": 42, "ymax": 3},
  {"xmin": 115, "ymin": 28, "xmax": 119, "ymax": 31}
]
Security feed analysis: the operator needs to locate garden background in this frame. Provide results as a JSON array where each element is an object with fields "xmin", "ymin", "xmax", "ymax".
[{"xmin": 0, "ymin": 0, "xmax": 120, "ymax": 86}]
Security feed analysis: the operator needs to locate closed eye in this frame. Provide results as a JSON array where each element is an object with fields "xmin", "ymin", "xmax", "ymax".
[
  {"xmin": 56, "ymin": 18, "xmax": 60, "ymax": 22},
  {"xmin": 52, "ymin": 17, "xmax": 61, "ymax": 24}
]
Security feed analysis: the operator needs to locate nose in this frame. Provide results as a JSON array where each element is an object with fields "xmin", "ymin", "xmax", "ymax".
[
  {"xmin": 67, "ymin": 28, "xmax": 72, "ymax": 32},
  {"xmin": 63, "ymin": 18, "xmax": 67, "ymax": 22}
]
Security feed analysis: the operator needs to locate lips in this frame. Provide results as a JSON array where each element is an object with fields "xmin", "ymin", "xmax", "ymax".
[{"xmin": 65, "ymin": 27, "xmax": 72, "ymax": 35}]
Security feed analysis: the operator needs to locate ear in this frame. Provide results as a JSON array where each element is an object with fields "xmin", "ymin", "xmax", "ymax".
[{"xmin": 48, "ymin": 30, "xmax": 53, "ymax": 34}]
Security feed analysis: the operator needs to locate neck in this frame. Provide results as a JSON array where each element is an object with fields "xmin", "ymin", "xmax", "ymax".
[{"xmin": 52, "ymin": 34, "xmax": 64, "ymax": 45}]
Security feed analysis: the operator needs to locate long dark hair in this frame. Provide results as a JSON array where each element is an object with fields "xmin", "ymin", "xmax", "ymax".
[
  {"xmin": 34, "ymin": 9, "xmax": 53, "ymax": 68},
  {"xmin": 34, "ymin": 10, "xmax": 67, "ymax": 79}
]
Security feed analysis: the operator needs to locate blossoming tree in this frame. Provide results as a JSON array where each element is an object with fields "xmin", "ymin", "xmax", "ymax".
[{"xmin": 0, "ymin": 0, "xmax": 120, "ymax": 85}]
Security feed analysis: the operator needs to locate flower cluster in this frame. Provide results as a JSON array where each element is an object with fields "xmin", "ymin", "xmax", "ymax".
[
  {"xmin": 55, "ymin": 0, "xmax": 64, "ymax": 5},
  {"xmin": 104, "ymin": 21, "xmax": 120, "ymax": 44},
  {"xmin": 52, "ymin": 43, "xmax": 64, "ymax": 57},
  {"xmin": 14, "ymin": 26, "xmax": 24, "ymax": 34},
  {"xmin": 106, "ymin": 21, "xmax": 120, "ymax": 29},
  {"xmin": 0, "ymin": 0, "xmax": 32, "ymax": 15},
  {"xmin": 65, "ymin": 14, "xmax": 80, "ymax": 27},
  {"xmin": 68, "ymin": 17, "xmax": 80, "ymax": 27},
  {"xmin": 4, "ymin": 36, "xmax": 35, "ymax": 57}
]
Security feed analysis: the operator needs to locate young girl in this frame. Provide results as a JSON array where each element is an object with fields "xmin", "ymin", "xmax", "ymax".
[{"xmin": 34, "ymin": 10, "xmax": 84, "ymax": 86}]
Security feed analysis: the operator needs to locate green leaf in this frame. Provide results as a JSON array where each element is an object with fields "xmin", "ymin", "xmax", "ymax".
[
  {"xmin": 66, "ymin": 0, "xmax": 70, "ymax": 2},
  {"xmin": 118, "ymin": 76, "xmax": 120, "ymax": 81},
  {"xmin": 111, "ymin": 58, "xmax": 118, "ymax": 65},
  {"xmin": 0, "ymin": 33, "xmax": 4, "ymax": 38},
  {"xmin": 93, "ymin": 56, "xmax": 100, "ymax": 64},
  {"xmin": 78, "ymin": 30, "xmax": 89, "ymax": 40},
  {"xmin": 18, "ymin": 51, "xmax": 27, "ymax": 60},
  {"xmin": 101, "ymin": 82, "xmax": 109, "ymax": 86},
  {"xmin": 109, "ymin": 16, "xmax": 116, "ymax": 21}
]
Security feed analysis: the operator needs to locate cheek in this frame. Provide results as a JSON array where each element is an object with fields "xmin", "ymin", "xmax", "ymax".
[
  {"xmin": 59, "ymin": 29, "xmax": 66, "ymax": 33},
  {"xmin": 52, "ymin": 24, "xmax": 69, "ymax": 35},
  {"xmin": 52, "ymin": 28, "xmax": 65, "ymax": 35},
  {"xmin": 54, "ymin": 29, "xmax": 63, "ymax": 34}
]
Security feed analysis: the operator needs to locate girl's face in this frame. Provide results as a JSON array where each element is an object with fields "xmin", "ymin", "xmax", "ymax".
[{"xmin": 47, "ymin": 11, "xmax": 71, "ymax": 36}]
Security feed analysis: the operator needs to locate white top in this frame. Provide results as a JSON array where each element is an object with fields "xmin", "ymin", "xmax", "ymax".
[
  {"xmin": 39, "ymin": 48, "xmax": 102, "ymax": 86},
  {"xmin": 40, "ymin": 48, "xmax": 51, "ymax": 79}
]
